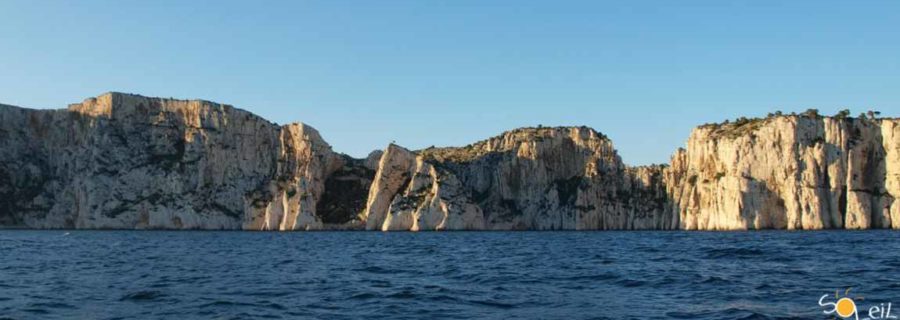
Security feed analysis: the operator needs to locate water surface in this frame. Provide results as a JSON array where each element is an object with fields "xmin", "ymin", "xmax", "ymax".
[{"xmin": 1, "ymin": 231, "xmax": 898, "ymax": 319}]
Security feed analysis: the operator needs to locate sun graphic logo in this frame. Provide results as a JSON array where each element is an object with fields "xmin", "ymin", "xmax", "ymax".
[
  {"xmin": 819, "ymin": 288, "xmax": 896, "ymax": 320},
  {"xmin": 820, "ymin": 288, "xmax": 862, "ymax": 319}
]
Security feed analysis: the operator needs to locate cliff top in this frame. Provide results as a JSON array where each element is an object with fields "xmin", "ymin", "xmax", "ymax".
[
  {"xmin": 100, "ymin": 91, "xmax": 222, "ymax": 105},
  {"xmin": 698, "ymin": 109, "xmax": 895, "ymax": 139},
  {"xmin": 0, "ymin": 92, "xmax": 248, "ymax": 117},
  {"xmin": 418, "ymin": 126, "xmax": 610, "ymax": 163},
  {"xmin": 71, "ymin": 91, "xmax": 238, "ymax": 113}
]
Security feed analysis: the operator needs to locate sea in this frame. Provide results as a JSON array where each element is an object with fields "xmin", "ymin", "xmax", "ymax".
[{"xmin": 1, "ymin": 230, "xmax": 899, "ymax": 319}]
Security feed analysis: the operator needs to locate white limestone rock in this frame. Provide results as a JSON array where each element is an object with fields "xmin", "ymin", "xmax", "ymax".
[
  {"xmin": 362, "ymin": 127, "xmax": 672, "ymax": 231},
  {"xmin": 2, "ymin": 92, "xmax": 898, "ymax": 231},
  {"xmin": 0, "ymin": 93, "xmax": 372, "ymax": 230},
  {"xmin": 665, "ymin": 115, "xmax": 900, "ymax": 230}
]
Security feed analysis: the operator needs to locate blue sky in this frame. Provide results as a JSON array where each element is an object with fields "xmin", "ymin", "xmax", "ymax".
[{"xmin": 0, "ymin": 1, "xmax": 897, "ymax": 165}]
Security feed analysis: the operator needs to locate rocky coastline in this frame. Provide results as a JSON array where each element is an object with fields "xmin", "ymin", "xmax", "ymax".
[{"xmin": 1, "ymin": 93, "xmax": 897, "ymax": 230}]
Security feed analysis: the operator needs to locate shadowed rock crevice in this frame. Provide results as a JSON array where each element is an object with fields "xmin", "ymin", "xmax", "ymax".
[{"xmin": 316, "ymin": 156, "xmax": 376, "ymax": 225}]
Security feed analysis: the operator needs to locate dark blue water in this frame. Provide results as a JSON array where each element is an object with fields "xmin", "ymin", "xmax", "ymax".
[{"xmin": 1, "ymin": 231, "xmax": 899, "ymax": 319}]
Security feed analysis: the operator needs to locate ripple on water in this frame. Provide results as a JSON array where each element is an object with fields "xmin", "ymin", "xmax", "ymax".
[
  {"xmin": 349, "ymin": 292, "xmax": 380, "ymax": 300},
  {"xmin": 355, "ymin": 265, "xmax": 394, "ymax": 274},
  {"xmin": 703, "ymin": 247, "xmax": 766, "ymax": 259},
  {"xmin": 120, "ymin": 290, "xmax": 166, "ymax": 302},
  {"xmin": 195, "ymin": 300, "xmax": 259, "ymax": 308},
  {"xmin": 387, "ymin": 289, "xmax": 418, "ymax": 299},
  {"xmin": 467, "ymin": 298, "xmax": 517, "ymax": 310},
  {"xmin": 21, "ymin": 308, "xmax": 50, "ymax": 315},
  {"xmin": 698, "ymin": 276, "xmax": 735, "ymax": 285},
  {"xmin": 26, "ymin": 302, "xmax": 76, "ymax": 310}
]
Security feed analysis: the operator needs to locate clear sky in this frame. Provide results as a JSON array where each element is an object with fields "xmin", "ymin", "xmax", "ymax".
[{"xmin": 1, "ymin": 1, "xmax": 897, "ymax": 165}]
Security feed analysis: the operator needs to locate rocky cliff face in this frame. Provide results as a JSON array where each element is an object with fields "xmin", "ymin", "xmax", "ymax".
[
  {"xmin": 360, "ymin": 127, "xmax": 673, "ymax": 231},
  {"xmin": 360, "ymin": 115, "xmax": 900, "ymax": 231},
  {"xmin": 0, "ymin": 93, "xmax": 373, "ymax": 230},
  {"xmin": 665, "ymin": 115, "xmax": 900, "ymax": 230},
  {"xmin": 1, "ymin": 93, "xmax": 898, "ymax": 231}
]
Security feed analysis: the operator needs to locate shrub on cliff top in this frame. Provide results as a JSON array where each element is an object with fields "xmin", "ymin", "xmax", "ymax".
[
  {"xmin": 802, "ymin": 108, "xmax": 820, "ymax": 118},
  {"xmin": 835, "ymin": 109, "xmax": 851, "ymax": 120}
]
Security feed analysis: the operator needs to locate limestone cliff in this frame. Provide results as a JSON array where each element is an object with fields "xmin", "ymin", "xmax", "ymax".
[
  {"xmin": 665, "ymin": 114, "xmax": 900, "ymax": 230},
  {"xmin": 1, "ymin": 93, "xmax": 898, "ymax": 231},
  {"xmin": 360, "ymin": 127, "xmax": 673, "ymax": 231},
  {"xmin": 0, "ymin": 93, "xmax": 373, "ymax": 230}
]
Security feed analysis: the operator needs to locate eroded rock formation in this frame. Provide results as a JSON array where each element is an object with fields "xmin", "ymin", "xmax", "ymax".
[
  {"xmin": 0, "ymin": 93, "xmax": 373, "ymax": 230},
  {"xmin": 361, "ymin": 127, "xmax": 673, "ymax": 231},
  {"xmin": 1, "ymin": 93, "xmax": 897, "ymax": 230},
  {"xmin": 666, "ymin": 115, "xmax": 900, "ymax": 230}
]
